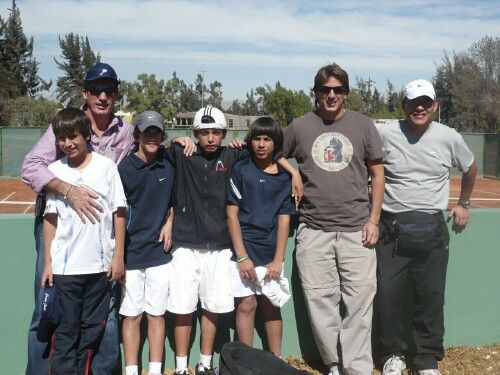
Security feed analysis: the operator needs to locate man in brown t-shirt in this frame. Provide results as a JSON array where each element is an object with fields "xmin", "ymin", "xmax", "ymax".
[{"xmin": 283, "ymin": 63, "xmax": 385, "ymax": 375}]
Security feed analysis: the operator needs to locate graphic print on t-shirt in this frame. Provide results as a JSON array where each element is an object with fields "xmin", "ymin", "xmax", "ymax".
[{"xmin": 311, "ymin": 132, "xmax": 353, "ymax": 172}]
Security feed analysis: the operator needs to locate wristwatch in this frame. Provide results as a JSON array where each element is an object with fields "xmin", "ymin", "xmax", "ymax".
[{"xmin": 458, "ymin": 199, "xmax": 470, "ymax": 209}]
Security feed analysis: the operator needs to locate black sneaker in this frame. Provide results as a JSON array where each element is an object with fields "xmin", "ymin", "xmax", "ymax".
[
  {"xmin": 195, "ymin": 363, "xmax": 216, "ymax": 375},
  {"xmin": 174, "ymin": 370, "xmax": 189, "ymax": 375}
]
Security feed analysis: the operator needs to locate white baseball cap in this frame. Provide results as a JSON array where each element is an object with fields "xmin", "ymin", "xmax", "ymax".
[
  {"xmin": 404, "ymin": 79, "xmax": 436, "ymax": 100},
  {"xmin": 193, "ymin": 106, "xmax": 227, "ymax": 130}
]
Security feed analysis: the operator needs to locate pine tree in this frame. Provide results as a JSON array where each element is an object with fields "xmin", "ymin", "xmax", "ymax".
[
  {"xmin": 54, "ymin": 33, "xmax": 100, "ymax": 107},
  {"xmin": 0, "ymin": 0, "xmax": 50, "ymax": 98}
]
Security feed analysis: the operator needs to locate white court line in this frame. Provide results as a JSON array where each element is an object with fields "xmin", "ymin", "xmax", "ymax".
[
  {"xmin": 23, "ymin": 204, "xmax": 34, "ymax": 214},
  {"xmin": 0, "ymin": 201, "xmax": 36, "ymax": 204},
  {"xmin": 1, "ymin": 192, "xmax": 15, "ymax": 201}
]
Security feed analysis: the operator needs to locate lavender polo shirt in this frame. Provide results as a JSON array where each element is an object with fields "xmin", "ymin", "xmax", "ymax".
[{"xmin": 22, "ymin": 115, "xmax": 135, "ymax": 194}]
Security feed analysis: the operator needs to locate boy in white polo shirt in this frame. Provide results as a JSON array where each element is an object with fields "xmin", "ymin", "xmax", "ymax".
[{"xmin": 41, "ymin": 107, "xmax": 127, "ymax": 375}]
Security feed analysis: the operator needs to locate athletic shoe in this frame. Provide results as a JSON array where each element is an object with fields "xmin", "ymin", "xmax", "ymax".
[
  {"xmin": 195, "ymin": 363, "xmax": 216, "ymax": 375},
  {"xmin": 174, "ymin": 370, "xmax": 189, "ymax": 375},
  {"xmin": 383, "ymin": 355, "xmax": 406, "ymax": 375},
  {"xmin": 416, "ymin": 370, "xmax": 441, "ymax": 375},
  {"xmin": 328, "ymin": 364, "xmax": 343, "ymax": 375}
]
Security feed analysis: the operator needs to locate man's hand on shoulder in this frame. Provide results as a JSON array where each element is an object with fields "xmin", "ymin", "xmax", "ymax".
[{"xmin": 66, "ymin": 185, "xmax": 103, "ymax": 224}]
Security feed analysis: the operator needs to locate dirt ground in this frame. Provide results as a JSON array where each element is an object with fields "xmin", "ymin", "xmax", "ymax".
[
  {"xmin": 140, "ymin": 344, "xmax": 500, "ymax": 374},
  {"xmin": 156, "ymin": 344, "xmax": 500, "ymax": 375},
  {"xmin": 287, "ymin": 344, "xmax": 500, "ymax": 374}
]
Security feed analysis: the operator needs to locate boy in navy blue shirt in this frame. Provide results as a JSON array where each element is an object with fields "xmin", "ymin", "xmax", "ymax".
[
  {"xmin": 227, "ymin": 117, "xmax": 296, "ymax": 358},
  {"xmin": 118, "ymin": 111, "xmax": 175, "ymax": 375}
]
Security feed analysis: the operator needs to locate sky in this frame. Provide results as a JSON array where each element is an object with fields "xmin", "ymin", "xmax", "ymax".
[{"xmin": 2, "ymin": 0, "xmax": 500, "ymax": 103}]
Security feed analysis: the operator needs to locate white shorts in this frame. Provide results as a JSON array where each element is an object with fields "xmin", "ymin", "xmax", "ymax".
[
  {"xmin": 231, "ymin": 261, "xmax": 291, "ymax": 307},
  {"xmin": 119, "ymin": 263, "xmax": 171, "ymax": 317},
  {"xmin": 167, "ymin": 247, "xmax": 234, "ymax": 314}
]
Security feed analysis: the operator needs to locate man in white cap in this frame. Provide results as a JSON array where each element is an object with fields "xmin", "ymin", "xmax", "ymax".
[{"xmin": 376, "ymin": 79, "xmax": 477, "ymax": 375}]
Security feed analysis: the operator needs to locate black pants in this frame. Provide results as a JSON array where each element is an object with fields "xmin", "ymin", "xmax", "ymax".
[
  {"xmin": 375, "ymin": 211, "xmax": 449, "ymax": 371},
  {"xmin": 49, "ymin": 273, "xmax": 110, "ymax": 375}
]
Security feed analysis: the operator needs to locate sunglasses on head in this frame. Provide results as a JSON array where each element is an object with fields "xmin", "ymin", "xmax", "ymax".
[
  {"xmin": 87, "ymin": 85, "xmax": 117, "ymax": 96},
  {"xmin": 318, "ymin": 85, "xmax": 345, "ymax": 95}
]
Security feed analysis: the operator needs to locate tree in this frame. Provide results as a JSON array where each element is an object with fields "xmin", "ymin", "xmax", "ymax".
[
  {"xmin": 54, "ymin": 33, "xmax": 100, "ymax": 107},
  {"xmin": 262, "ymin": 83, "xmax": 312, "ymax": 126},
  {"xmin": 164, "ymin": 71, "xmax": 187, "ymax": 117},
  {"xmin": 206, "ymin": 80, "xmax": 223, "ymax": 109},
  {"xmin": 121, "ymin": 73, "xmax": 171, "ymax": 120},
  {"xmin": 434, "ymin": 36, "xmax": 500, "ymax": 133},
  {"xmin": 2, "ymin": 96, "xmax": 62, "ymax": 126},
  {"xmin": 0, "ymin": 0, "xmax": 50, "ymax": 98}
]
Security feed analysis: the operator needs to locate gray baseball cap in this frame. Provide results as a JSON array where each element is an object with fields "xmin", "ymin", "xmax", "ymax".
[{"xmin": 134, "ymin": 111, "xmax": 165, "ymax": 132}]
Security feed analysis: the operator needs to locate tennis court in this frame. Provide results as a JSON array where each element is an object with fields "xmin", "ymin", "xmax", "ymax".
[{"xmin": 1, "ymin": 177, "xmax": 499, "ymax": 214}]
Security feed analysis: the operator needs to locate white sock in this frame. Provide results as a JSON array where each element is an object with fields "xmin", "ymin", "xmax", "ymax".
[
  {"xmin": 199, "ymin": 353, "xmax": 212, "ymax": 368},
  {"xmin": 125, "ymin": 365, "xmax": 138, "ymax": 375},
  {"xmin": 176, "ymin": 356, "xmax": 188, "ymax": 372},
  {"xmin": 149, "ymin": 361, "xmax": 162, "ymax": 374}
]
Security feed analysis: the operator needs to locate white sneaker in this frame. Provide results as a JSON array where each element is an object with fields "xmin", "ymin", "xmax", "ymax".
[
  {"xmin": 328, "ymin": 364, "xmax": 343, "ymax": 375},
  {"xmin": 383, "ymin": 355, "xmax": 406, "ymax": 375},
  {"xmin": 417, "ymin": 370, "xmax": 441, "ymax": 375}
]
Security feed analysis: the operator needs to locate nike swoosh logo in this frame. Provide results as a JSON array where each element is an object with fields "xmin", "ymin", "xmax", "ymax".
[
  {"xmin": 159, "ymin": 178, "xmax": 166, "ymax": 181},
  {"xmin": 259, "ymin": 179, "xmax": 265, "ymax": 182}
]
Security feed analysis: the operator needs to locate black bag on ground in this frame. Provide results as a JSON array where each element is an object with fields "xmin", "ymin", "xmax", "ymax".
[
  {"xmin": 394, "ymin": 211, "xmax": 441, "ymax": 251},
  {"xmin": 219, "ymin": 341, "xmax": 310, "ymax": 375}
]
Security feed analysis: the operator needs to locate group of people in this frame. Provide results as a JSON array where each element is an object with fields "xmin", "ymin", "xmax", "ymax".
[{"xmin": 21, "ymin": 61, "xmax": 476, "ymax": 375}]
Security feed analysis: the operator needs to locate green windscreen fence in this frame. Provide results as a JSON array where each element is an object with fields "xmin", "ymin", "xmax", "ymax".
[
  {"xmin": 0, "ymin": 127, "xmax": 46, "ymax": 176},
  {"xmin": 0, "ymin": 127, "xmax": 497, "ymax": 178},
  {"xmin": 0, "ymin": 128, "xmax": 249, "ymax": 176},
  {"xmin": 484, "ymin": 134, "xmax": 500, "ymax": 179}
]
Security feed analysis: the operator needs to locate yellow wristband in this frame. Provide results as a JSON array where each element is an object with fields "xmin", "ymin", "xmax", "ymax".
[{"xmin": 236, "ymin": 254, "xmax": 249, "ymax": 263}]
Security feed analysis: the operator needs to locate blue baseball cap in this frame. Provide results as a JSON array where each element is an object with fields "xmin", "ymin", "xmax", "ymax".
[
  {"xmin": 37, "ymin": 283, "xmax": 62, "ymax": 343},
  {"xmin": 85, "ymin": 63, "xmax": 120, "ymax": 84}
]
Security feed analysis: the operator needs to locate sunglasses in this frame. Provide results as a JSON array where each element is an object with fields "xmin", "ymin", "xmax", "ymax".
[
  {"xmin": 406, "ymin": 97, "xmax": 434, "ymax": 109},
  {"xmin": 87, "ymin": 85, "xmax": 117, "ymax": 96},
  {"xmin": 318, "ymin": 85, "xmax": 345, "ymax": 95}
]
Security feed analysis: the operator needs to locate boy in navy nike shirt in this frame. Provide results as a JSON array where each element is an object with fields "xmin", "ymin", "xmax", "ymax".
[
  {"xmin": 227, "ymin": 117, "xmax": 296, "ymax": 358},
  {"xmin": 118, "ymin": 111, "xmax": 175, "ymax": 375}
]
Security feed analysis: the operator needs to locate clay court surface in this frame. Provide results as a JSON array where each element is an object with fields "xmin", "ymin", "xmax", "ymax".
[{"xmin": 1, "ymin": 177, "xmax": 499, "ymax": 215}]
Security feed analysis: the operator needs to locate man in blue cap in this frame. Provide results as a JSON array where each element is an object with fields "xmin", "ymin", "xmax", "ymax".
[
  {"xmin": 23, "ymin": 62, "xmax": 194, "ymax": 374},
  {"xmin": 22, "ymin": 62, "xmax": 134, "ymax": 375}
]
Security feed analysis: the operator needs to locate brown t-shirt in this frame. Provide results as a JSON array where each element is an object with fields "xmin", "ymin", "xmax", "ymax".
[{"xmin": 283, "ymin": 110, "xmax": 384, "ymax": 231}]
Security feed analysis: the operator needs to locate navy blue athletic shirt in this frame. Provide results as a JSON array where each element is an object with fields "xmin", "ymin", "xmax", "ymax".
[
  {"xmin": 118, "ymin": 145, "xmax": 175, "ymax": 269},
  {"xmin": 228, "ymin": 157, "xmax": 296, "ymax": 266}
]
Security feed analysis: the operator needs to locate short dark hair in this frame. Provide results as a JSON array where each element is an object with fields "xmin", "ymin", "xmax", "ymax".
[
  {"xmin": 244, "ymin": 117, "xmax": 283, "ymax": 161},
  {"xmin": 52, "ymin": 108, "xmax": 91, "ymax": 140},
  {"xmin": 313, "ymin": 63, "xmax": 350, "ymax": 95},
  {"xmin": 133, "ymin": 126, "xmax": 166, "ymax": 143}
]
